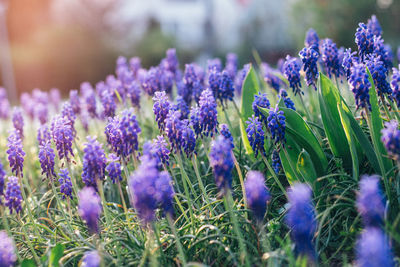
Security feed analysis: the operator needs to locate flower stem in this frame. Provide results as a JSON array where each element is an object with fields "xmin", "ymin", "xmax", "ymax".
[
  {"xmin": 261, "ymin": 154, "xmax": 287, "ymax": 197},
  {"xmin": 167, "ymin": 214, "xmax": 187, "ymax": 266}
]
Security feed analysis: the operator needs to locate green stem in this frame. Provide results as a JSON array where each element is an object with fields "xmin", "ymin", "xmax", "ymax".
[
  {"xmin": 261, "ymin": 154, "xmax": 287, "ymax": 197},
  {"xmin": 232, "ymin": 153, "xmax": 248, "ymax": 215},
  {"xmin": 50, "ymin": 180, "xmax": 74, "ymax": 233},
  {"xmin": 152, "ymin": 222, "xmax": 167, "ymax": 265},
  {"xmin": 224, "ymin": 190, "xmax": 250, "ymax": 267},
  {"xmin": 19, "ymin": 215, "xmax": 41, "ymax": 264},
  {"xmin": 66, "ymin": 161, "xmax": 79, "ymax": 199},
  {"xmin": 167, "ymin": 214, "xmax": 187, "ymax": 266},
  {"xmin": 192, "ymin": 156, "xmax": 213, "ymax": 215},
  {"xmin": 299, "ymin": 94, "xmax": 313, "ymax": 123}
]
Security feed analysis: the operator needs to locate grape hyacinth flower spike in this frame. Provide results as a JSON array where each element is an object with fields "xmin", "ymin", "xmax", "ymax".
[
  {"xmin": 391, "ymin": 65, "xmax": 400, "ymax": 107},
  {"xmin": 82, "ymin": 136, "xmax": 107, "ymax": 189},
  {"xmin": 252, "ymin": 92, "xmax": 270, "ymax": 123},
  {"xmin": 320, "ymin": 38, "xmax": 341, "ymax": 78},
  {"xmin": 51, "ymin": 115, "xmax": 74, "ymax": 161},
  {"xmin": 245, "ymin": 171, "xmax": 270, "ymax": 221},
  {"xmin": 38, "ymin": 141, "xmax": 56, "ymax": 180},
  {"xmin": 5, "ymin": 176, "xmax": 23, "ymax": 214},
  {"xmin": 348, "ymin": 62, "xmax": 371, "ymax": 111},
  {"xmin": 279, "ymin": 89, "xmax": 296, "ymax": 111},
  {"xmin": 219, "ymin": 123, "xmax": 234, "ymax": 149},
  {"xmin": 355, "ymin": 23, "xmax": 374, "ymax": 60},
  {"xmin": 7, "ymin": 131, "xmax": 25, "ymax": 178},
  {"xmin": 106, "ymin": 153, "xmax": 122, "ymax": 184},
  {"xmin": 82, "ymin": 250, "xmax": 101, "ymax": 267},
  {"xmin": 78, "ymin": 187, "xmax": 102, "ymax": 234},
  {"xmin": 299, "ymin": 46, "xmax": 319, "ymax": 89},
  {"xmin": 381, "ymin": 120, "xmax": 400, "ymax": 161},
  {"xmin": 153, "ymin": 91, "xmax": 172, "ymax": 132},
  {"xmin": 58, "ymin": 168, "xmax": 73, "ymax": 200},
  {"xmin": 11, "ymin": 107, "xmax": 24, "ymax": 139},
  {"xmin": 0, "ymin": 231, "xmax": 17, "ymax": 267},
  {"xmin": 267, "ymin": 105, "xmax": 286, "ymax": 145},
  {"xmin": 246, "ymin": 115, "xmax": 265, "ymax": 157},
  {"xmin": 305, "ymin": 28, "xmax": 319, "ymax": 52},
  {"xmin": 283, "ymin": 55, "xmax": 302, "ymax": 95},
  {"xmin": 199, "ymin": 88, "xmax": 219, "ymax": 137},
  {"xmin": 0, "ymin": 162, "xmax": 5, "ymax": 203},
  {"xmin": 285, "ymin": 183, "xmax": 317, "ymax": 260}
]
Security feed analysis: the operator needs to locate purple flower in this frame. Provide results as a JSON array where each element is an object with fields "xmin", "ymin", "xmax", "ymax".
[
  {"xmin": 252, "ymin": 92, "xmax": 270, "ymax": 123},
  {"xmin": 82, "ymin": 250, "xmax": 101, "ymax": 267},
  {"xmin": 321, "ymin": 38, "xmax": 340, "ymax": 78},
  {"xmin": 219, "ymin": 123, "xmax": 234, "ymax": 149},
  {"xmin": 180, "ymin": 64, "xmax": 197, "ymax": 104},
  {"xmin": 142, "ymin": 66, "xmax": 173, "ymax": 96},
  {"xmin": 348, "ymin": 62, "xmax": 371, "ymax": 110},
  {"xmin": 0, "ymin": 162, "xmax": 6, "ymax": 202},
  {"xmin": 50, "ymin": 88, "xmax": 61, "ymax": 111},
  {"xmin": 365, "ymin": 54, "xmax": 391, "ymax": 98},
  {"xmin": 35, "ymin": 103, "xmax": 48, "ymax": 125},
  {"xmin": 208, "ymin": 66, "xmax": 222, "ymax": 102},
  {"xmin": 391, "ymin": 66, "xmax": 400, "ymax": 107},
  {"xmin": 342, "ymin": 48, "xmax": 358, "ymax": 79},
  {"xmin": 126, "ymin": 80, "xmax": 141, "ymax": 108},
  {"xmin": 144, "ymin": 136, "xmax": 171, "ymax": 167},
  {"xmin": 381, "ymin": 120, "xmax": 400, "ymax": 161},
  {"xmin": 6, "ymin": 131, "xmax": 25, "ymax": 177},
  {"xmin": 235, "ymin": 64, "xmax": 250, "ymax": 95},
  {"xmin": 283, "ymin": 56, "xmax": 302, "ymax": 95},
  {"xmin": 199, "ymin": 88, "xmax": 219, "ymax": 137},
  {"xmin": 263, "ymin": 63, "xmax": 284, "ymax": 92},
  {"xmin": 174, "ymin": 96, "xmax": 190, "ymax": 120},
  {"xmin": 367, "ymin": 15, "xmax": 382, "ymax": 37},
  {"xmin": 181, "ymin": 123, "xmax": 196, "ymax": 158},
  {"xmin": 61, "ymin": 102, "xmax": 77, "ymax": 136},
  {"xmin": 153, "ymin": 91, "xmax": 172, "ymax": 132},
  {"xmin": 355, "ymin": 23, "xmax": 374, "ymax": 60},
  {"xmin": 267, "ymin": 106, "xmax": 286, "ymax": 144},
  {"xmin": 271, "ymin": 149, "xmax": 282, "ymax": 174},
  {"xmin": 38, "ymin": 141, "xmax": 56, "ymax": 179},
  {"xmin": 209, "ymin": 136, "xmax": 234, "ymax": 194},
  {"xmin": 69, "ymin": 90, "xmax": 81, "ymax": 115},
  {"xmin": 225, "ymin": 53, "xmax": 238, "ymax": 80},
  {"xmin": 207, "ymin": 58, "xmax": 222, "ymax": 72},
  {"xmin": 299, "ymin": 46, "xmax": 319, "ymax": 88},
  {"xmin": 100, "ymin": 89, "xmax": 116, "ymax": 118},
  {"xmin": 20, "ymin": 93, "xmax": 35, "ymax": 120},
  {"xmin": 305, "ymin": 28, "xmax": 320, "ymax": 52},
  {"xmin": 285, "ymin": 183, "xmax": 317, "ymax": 260},
  {"xmin": 245, "ymin": 171, "xmax": 270, "ymax": 221},
  {"xmin": 373, "ymin": 36, "xmax": 393, "ymax": 69},
  {"xmin": 120, "ymin": 109, "xmax": 141, "ymax": 155},
  {"xmin": 190, "ymin": 106, "xmax": 201, "ymax": 137},
  {"xmin": 37, "ymin": 124, "xmax": 51, "ymax": 146},
  {"xmin": 0, "ymin": 231, "xmax": 17, "ymax": 266},
  {"xmin": 219, "ymin": 70, "xmax": 235, "ymax": 105},
  {"xmin": 246, "ymin": 115, "xmax": 265, "ymax": 157},
  {"xmin": 82, "ymin": 137, "xmax": 107, "ymax": 189},
  {"xmin": 155, "ymin": 171, "xmax": 175, "ymax": 215},
  {"xmin": 5, "ymin": 176, "xmax": 22, "ymax": 214},
  {"xmin": 106, "ymin": 153, "xmax": 122, "ymax": 184},
  {"xmin": 165, "ymin": 110, "xmax": 185, "ymax": 153},
  {"xmin": 165, "ymin": 48, "xmax": 179, "ymax": 74},
  {"xmin": 58, "ymin": 168, "xmax": 73, "ymax": 200},
  {"xmin": 78, "ymin": 187, "xmax": 102, "ymax": 234},
  {"xmin": 51, "ymin": 115, "xmax": 74, "ymax": 161},
  {"xmin": 12, "ymin": 108, "xmax": 24, "ymax": 139},
  {"xmin": 81, "ymin": 82, "xmax": 97, "ymax": 118},
  {"xmin": 356, "ymin": 175, "xmax": 385, "ymax": 227},
  {"xmin": 356, "ymin": 227, "xmax": 394, "ymax": 267},
  {"xmin": 0, "ymin": 88, "xmax": 10, "ymax": 120},
  {"xmin": 279, "ymin": 89, "xmax": 296, "ymax": 111}
]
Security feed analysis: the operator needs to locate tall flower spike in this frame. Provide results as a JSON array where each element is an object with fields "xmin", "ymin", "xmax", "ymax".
[
  {"xmin": 78, "ymin": 187, "xmax": 102, "ymax": 234},
  {"xmin": 305, "ymin": 28, "xmax": 319, "ymax": 52},
  {"xmin": 142, "ymin": 66, "xmax": 173, "ymax": 96},
  {"xmin": 219, "ymin": 123, "xmax": 234, "ymax": 148},
  {"xmin": 180, "ymin": 64, "xmax": 197, "ymax": 104},
  {"xmin": 190, "ymin": 105, "xmax": 202, "ymax": 137},
  {"xmin": 128, "ymin": 156, "xmax": 159, "ymax": 223},
  {"xmin": 209, "ymin": 136, "xmax": 234, "ymax": 194},
  {"xmin": 356, "ymin": 227, "xmax": 394, "ymax": 267},
  {"xmin": 119, "ymin": 109, "xmax": 141, "ymax": 156},
  {"xmin": 181, "ymin": 123, "xmax": 196, "ymax": 157},
  {"xmin": 0, "ymin": 162, "xmax": 6, "ymax": 202},
  {"xmin": 148, "ymin": 135, "xmax": 170, "ymax": 166},
  {"xmin": 285, "ymin": 183, "xmax": 317, "ymax": 260},
  {"xmin": 279, "ymin": 89, "xmax": 296, "ymax": 111},
  {"xmin": 283, "ymin": 55, "xmax": 302, "ymax": 95},
  {"xmin": 271, "ymin": 149, "xmax": 282, "ymax": 174},
  {"xmin": 0, "ymin": 231, "xmax": 17, "ymax": 267},
  {"xmin": 381, "ymin": 120, "xmax": 400, "ymax": 161},
  {"xmin": 100, "ymin": 89, "xmax": 116, "ymax": 118},
  {"xmin": 199, "ymin": 88, "xmax": 219, "ymax": 137},
  {"xmin": 373, "ymin": 36, "xmax": 393, "ymax": 69},
  {"xmin": 367, "ymin": 14, "xmax": 382, "ymax": 37},
  {"xmin": 58, "ymin": 168, "xmax": 73, "ymax": 200},
  {"xmin": 126, "ymin": 80, "xmax": 141, "ymax": 108},
  {"xmin": 342, "ymin": 48, "xmax": 358, "ymax": 79},
  {"xmin": 37, "ymin": 124, "xmax": 51, "ymax": 146},
  {"xmin": 219, "ymin": 70, "xmax": 235, "ymax": 105},
  {"xmin": 252, "ymin": 92, "xmax": 270, "ymax": 123},
  {"xmin": 165, "ymin": 48, "xmax": 179, "ymax": 75},
  {"xmin": 81, "ymin": 82, "xmax": 97, "ymax": 118},
  {"xmin": 174, "ymin": 96, "xmax": 190, "ymax": 120},
  {"xmin": 82, "ymin": 136, "xmax": 107, "ymax": 189},
  {"xmin": 5, "ymin": 176, "xmax": 22, "ymax": 214},
  {"xmin": 51, "ymin": 115, "xmax": 74, "ymax": 161},
  {"xmin": 153, "ymin": 91, "xmax": 172, "ymax": 132},
  {"xmin": 82, "ymin": 250, "xmax": 101, "ymax": 267},
  {"xmin": 267, "ymin": 106, "xmax": 286, "ymax": 144},
  {"xmin": 263, "ymin": 65, "xmax": 284, "ymax": 92},
  {"xmin": 365, "ymin": 54, "xmax": 391, "ymax": 98},
  {"xmin": 348, "ymin": 62, "xmax": 371, "ymax": 111},
  {"xmin": 356, "ymin": 175, "xmax": 385, "ymax": 227},
  {"xmin": 391, "ymin": 66, "xmax": 400, "ymax": 107},
  {"xmin": 208, "ymin": 66, "xmax": 222, "ymax": 103},
  {"xmin": 61, "ymin": 102, "xmax": 77, "ymax": 136},
  {"xmin": 69, "ymin": 90, "xmax": 81, "ymax": 115},
  {"xmin": 155, "ymin": 171, "xmax": 175, "ymax": 215},
  {"xmin": 245, "ymin": 171, "xmax": 270, "ymax": 221},
  {"xmin": 246, "ymin": 115, "xmax": 265, "ymax": 157},
  {"xmin": 12, "ymin": 107, "xmax": 24, "ymax": 139},
  {"xmin": 299, "ymin": 46, "xmax": 319, "ymax": 88},
  {"xmin": 7, "ymin": 131, "xmax": 25, "ymax": 177},
  {"xmin": 38, "ymin": 141, "xmax": 56, "ymax": 179},
  {"xmin": 321, "ymin": 38, "xmax": 340, "ymax": 78},
  {"xmin": 355, "ymin": 23, "xmax": 374, "ymax": 60},
  {"xmin": 106, "ymin": 153, "xmax": 122, "ymax": 184}
]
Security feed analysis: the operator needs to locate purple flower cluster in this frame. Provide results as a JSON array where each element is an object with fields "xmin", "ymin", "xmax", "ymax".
[
  {"xmin": 58, "ymin": 168, "xmax": 73, "ymax": 200},
  {"xmin": 246, "ymin": 115, "xmax": 265, "ymax": 157},
  {"xmin": 181, "ymin": 64, "xmax": 203, "ymax": 104},
  {"xmin": 208, "ymin": 65, "xmax": 234, "ymax": 106},
  {"xmin": 271, "ymin": 149, "xmax": 282, "ymax": 174},
  {"xmin": 342, "ymin": 48, "xmax": 358, "ymax": 79},
  {"xmin": 37, "ymin": 124, "xmax": 51, "ymax": 146},
  {"xmin": 0, "ymin": 87, "xmax": 10, "ymax": 119},
  {"xmin": 142, "ymin": 66, "xmax": 173, "ymax": 96},
  {"xmin": 348, "ymin": 63, "xmax": 371, "ymax": 110},
  {"xmin": 12, "ymin": 107, "xmax": 24, "ymax": 139},
  {"xmin": 367, "ymin": 15, "xmax": 382, "ymax": 37},
  {"xmin": 267, "ymin": 106, "xmax": 286, "ymax": 144},
  {"xmin": 7, "ymin": 131, "xmax": 25, "ymax": 177},
  {"xmin": 235, "ymin": 64, "xmax": 250, "ymax": 95},
  {"xmin": 81, "ymin": 82, "xmax": 97, "ymax": 118},
  {"xmin": 0, "ymin": 162, "xmax": 5, "ymax": 202},
  {"xmin": 5, "ymin": 176, "xmax": 22, "ymax": 214},
  {"xmin": 320, "ymin": 38, "xmax": 340, "ymax": 78},
  {"xmin": 78, "ymin": 187, "xmax": 102, "ymax": 234},
  {"xmin": 153, "ymin": 91, "xmax": 172, "ymax": 132},
  {"xmin": 279, "ymin": 89, "xmax": 296, "ymax": 111},
  {"xmin": 219, "ymin": 124, "xmax": 234, "ymax": 149},
  {"xmin": 106, "ymin": 153, "xmax": 122, "ymax": 184},
  {"xmin": 38, "ymin": 141, "xmax": 56, "ymax": 179},
  {"xmin": 0, "ymin": 231, "xmax": 17, "ymax": 267},
  {"xmin": 263, "ymin": 64, "xmax": 284, "ymax": 92},
  {"xmin": 245, "ymin": 171, "xmax": 270, "ymax": 221},
  {"xmin": 82, "ymin": 250, "xmax": 101, "ymax": 267},
  {"xmin": 82, "ymin": 137, "xmax": 107, "ymax": 189},
  {"xmin": 381, "ymin": 120, "xmax": 400, "ymax": 161},
  {"xmin": 252, "ymin": 92, "xmax": 270, "ymax": 123},
  {"xmin": 69, "ymin": 90, "xmax": 81, "ymax": 115},
  {"xmin": 355, "ymin": 23, "xmax": 374, "ymax": 60},
  {"xmin": 209, "ymin": 136, "xmax": 234, "ymax": 194},
  {"xmin": 283, "ymin": 56, "xmax": 302, "ymax": 95},
  {"xmin": 305, "ymin": 28, "xmax": 319, "ymax": 52},
  {"xmin": 224, "ymin": 53, "xmax": 238, "ymax": 80},
  {"xmin": 198, "ymin": 88, "xmax": 219, "ymax": 137},
  {"xmin": 299, "ymin": 46, "xmax": 319, "ymax": 88},
  {"xmin": 365, "ymin": 54, "xmax": 391, "ymax": 98},
  {"xmin": 51, "ymin": 115, "xmax": 75, "ymax": 161},
  {"xmin": 391, "ymin": 66, "xmax": 400, "ymax": 107}
]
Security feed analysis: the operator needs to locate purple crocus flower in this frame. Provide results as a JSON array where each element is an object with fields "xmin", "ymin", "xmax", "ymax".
[
  {"xmin": 245, "ymin": 171, "xmax": 270, "ymax": 221},
  {"xmin": 209, "ymin": 136, "xmax": 234, "ymax": 194},
  {"xmin": 153, "ymin": 91, "xmax": 172, "ymax": 132},
  {"xmin": 51, "ymin": 115, "xmax": 74, "ymax": 161},
  {"xmin": 11, "ymin": 107, "xmax": 24, "ymax": 139},
  {"xmin": 82, "ymin": 250, "xmax": 101, "ymax": 267},
  {"xmin": 58, "ymin": 168, "xmax": 73, "ymax": 200},
  {"xmin": 381, "ymin": 120, "xmax": 400, "ymax": 161},
  {"xmin": 106, "ymin": 153, "xmax": 122, "ymax": 184},
  {"xmin": 0, "ymin": 231, "xmax": 17, "ymax": 266},
  {"xmin": 78, "ymin": 187, "xmax": 102, "ymax": 234},
  {"xmin": 5, "ymin": 176, "xmax": 22, "ymax": 214},
  {"xmin": 82, "ymin": 136, "xmax": 107, "ymax": 189},
  {"xmin": 285, "ymin": 183, "xmax": 317, "ymax": 260},
  {"xmin": 198, "ymin": 88, "xmax": 219, "ymax": 137},
  {"xmin": 6, "ymin": 131, "xmax": 25, "ymax": 177},
  {"xmin": 39, "ymin": 141, "xmax": 56, "ymax": 179}
]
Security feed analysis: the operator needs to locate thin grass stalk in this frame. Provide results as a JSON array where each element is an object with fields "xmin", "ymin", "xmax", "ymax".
[
  {"xmin": 167, "ymin": 214, "xmax": 187, "ymax": 266},
  {"xmin": 261, "ymin": 154, "xmax": 287, "ymax": 198}
]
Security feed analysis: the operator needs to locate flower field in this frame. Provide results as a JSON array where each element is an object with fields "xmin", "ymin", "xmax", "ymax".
[{"xmin": 0, "ymin": 14, "xmax": 400, "ymax": 266}]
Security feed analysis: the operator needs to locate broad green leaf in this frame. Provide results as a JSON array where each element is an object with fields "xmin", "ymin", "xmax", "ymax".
[
  {"xmin": 21, "ymin": 259, "xmax": 36, "ymax": 267},
  {"xmin": 337, "ymin": 103, "xmax": 359, "ymax": 180},
  {"xmin": 366, "ymin": 68, "xmax": 393, "ymax": 173},
  {"xmin": 239, "ymin": 65, "xmax": 259, "ymax": 156},
  {"xmin": 49, "ymin": 244, "xmax": 65, "ymax": 267},
  {"xmin": 296, "ymin": 149, "xmax": 318, "ymax": 189},
  {"xmin": 279, "ymin": 133, "xmax": 301, "ymax": 184},
  {"xmin": 318, "ymin": 73, "xmax": 352, "ymax": 169}
]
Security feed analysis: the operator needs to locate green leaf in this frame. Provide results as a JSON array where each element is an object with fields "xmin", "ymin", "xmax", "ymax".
[
  {"xmin": 279, "ymin": 133, "xmax": 301, "ymax": 184},
  {"xmin": 296, "ymin": 149, "xmax": 318, "ymax": 190},
  {"xmin": 366, "ymin": 68, "xmax": 393, "ymax": 173},
  {"xmin": 318, "ymin": 73, "xmax": 352, "ymax": 169},
  {"xmin": 49, "ymin": 244, "xmax": 65, "ymax": 267},
  {"xmin": 337, "ymin": 103, "xmax": 359, "ymax": 180},
  {"xmin": 239, "ymin": 65, "xmax": 259, "ymax": 156},
  {"xmin": 21, "ymin": 259, "xmax": 36, "ymax": 267}
]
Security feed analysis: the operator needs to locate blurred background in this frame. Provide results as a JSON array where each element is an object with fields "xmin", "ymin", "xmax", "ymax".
[{"xmin": 1, "ymin": 0, "xmax": 400, "ymax": 101}]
